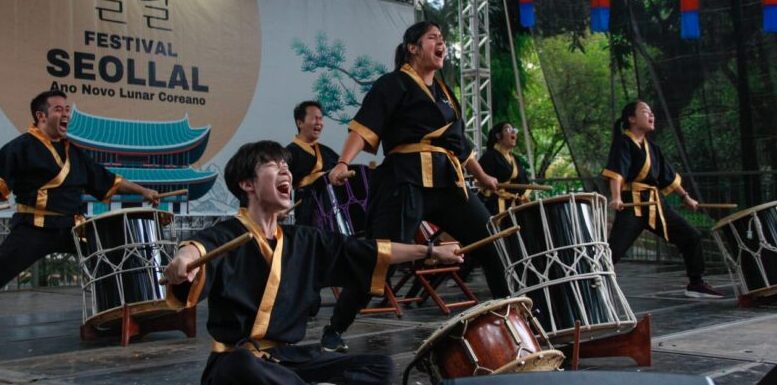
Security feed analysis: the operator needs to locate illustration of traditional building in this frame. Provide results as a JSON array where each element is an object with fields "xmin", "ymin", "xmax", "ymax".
[{"xmin": 67, "ymin": 106, "xmax": 217, "ymax": 214}]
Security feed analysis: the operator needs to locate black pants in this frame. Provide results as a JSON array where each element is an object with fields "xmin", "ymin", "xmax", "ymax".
[
  {"xmin": 201, "ymin": 345, "xmax": 393, "ymax": 385},
  {"xmin": 330, "ymin": 182, "xmax": 510, "ymax": 333},
  {"xmin": 608, "ymin": 202, "xmax": 704, "ymax": 281},
  {"xmin": 0, "ymin": 223, "xmax": 76, "ymax": 287}
]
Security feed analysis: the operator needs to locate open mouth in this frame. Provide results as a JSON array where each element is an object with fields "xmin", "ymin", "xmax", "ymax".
[
  {"xmin": 434, "ymin": 48, "xmax": 445, "ymax": 60},
  {"xmin": 276, "ymin": 181, "xmax": 291, "ymax": 196}
]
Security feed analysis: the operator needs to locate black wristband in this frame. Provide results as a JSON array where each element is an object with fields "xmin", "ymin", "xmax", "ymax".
[
  {"xmin": 337, "ymin": 160, "xmax": 349, "ymax": 167},
  {"xmin": 426, "ymin": 240, "xmax": 434, "ymax": 260}
]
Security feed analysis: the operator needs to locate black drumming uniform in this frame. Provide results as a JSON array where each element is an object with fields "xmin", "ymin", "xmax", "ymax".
[
  {"xmin": 0, "ymin": 127, "xmax": 121, "ymax": 287},
  {"xmin": 478, "ymin": 144, "xmax": 530, "ymax": 215},
  {"xmin": 602, "ymin": 131, "xmax": 704, "ymax": 281},
  {"xmin": 286, "ymin": 136, "xmax": 339, "ymax": 226},
  {"xmin": 327, "ymin": 64, "xmax": 510, "ymax": 334},
  {"xmin": 166, "ymin": 208, "xmax": 393, "ymax": 385}
]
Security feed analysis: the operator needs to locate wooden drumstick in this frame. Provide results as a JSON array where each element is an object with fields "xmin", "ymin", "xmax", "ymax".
[
  {"xmin": 160, "ymin": 232, "xmax": 254, "ymax": 285},
  {"xmin": 695, "ymin": 203, "xmax": 738, "ymax": 209},
  {"xmin": 335, "ymin": 170, "xmax": 356, "ymax": 182},
  {"xmin": 282, "ymin": 200, "xmax": 302, "ymax": 216},
  {"xmin": 455, "ymin": 225, "xmax": 520, "ymax": 255},
  {"xmin": 0, "ymin": 203, "xmax": 10, "ymax": 210},
  {"xmin": 496, "ymin": 183, "xmax": 553, "ymax": 191},
  {"xmin": 622, "ymin": 202, "xmax": 657, "ymax": 208},
  {"xmin": 158, "ymin": 189, "xmax": 188, "ymax": 199}
]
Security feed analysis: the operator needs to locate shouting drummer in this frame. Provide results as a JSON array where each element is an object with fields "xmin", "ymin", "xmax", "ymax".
[
  {"xmin": 285, "ymin": 100, "xmax": 340, "ymax": 226},
  {"xmin": 602, "ymin": 100, "xmax": 724, "ymax": 299},
  {"xmin": 163, "ymin": 140, "xmax": 462, "ymax": 385},
  {"xmin": 0, "ymin": 90, "xmax": 159, "ymax": 288}
]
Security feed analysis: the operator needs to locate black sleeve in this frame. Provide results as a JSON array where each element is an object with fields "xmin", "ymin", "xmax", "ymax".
[
  {"xmin": 169, "ymin": 223, "xmax": 234, "ymax": 305},
  {"xmin": 602, "ymin": 135, "xmax": 631, "ymax": 183},
  {"xmin": 478, "ymin": 150, "xmax": 498, "ymax": 176},
  {"xmin": 515, "ymin": 155, "xmax": 530, "ymax": 185},
  {"xmin": 78, "ymin": 148, "xmax": 119, "ymax": 200},
  {"xmin": 285, "ymin": 143, "xmax": 308, "ymax": 188},
  {"xmin": 0, "ymin": 140, "xmax": 19, "ymax": 200},
  {"xmin": 348, "ymin": 73, "xmax": 405, "ymax": 154},
  {"xmin": 312, "ymin": 228, "xmax": 390, "ymax": 296}
]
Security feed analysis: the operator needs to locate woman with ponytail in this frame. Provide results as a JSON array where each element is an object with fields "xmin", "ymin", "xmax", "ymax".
[
  {"xmin": 602, "ymin": 101, "xmax": 723, "ymax": 298},
  {"xmin": 320, "ymin": 21, "xmax": 509, "ymax": 352}
]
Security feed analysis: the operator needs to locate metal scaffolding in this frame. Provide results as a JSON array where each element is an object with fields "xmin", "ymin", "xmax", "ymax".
[{"xmin": 458, "ymin": 0, "xmax": 493, "ymax": 156}]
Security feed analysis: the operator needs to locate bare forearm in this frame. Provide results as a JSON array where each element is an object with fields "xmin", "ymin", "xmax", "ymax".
[
  {"xmin": 118, "ymin": 179, "xmax": 147, "ymax": 195},
  {"xmin": 387, "ymin": 243, "xmax": 428, "ymax": 264},
  {"xmin": 465, "ymin": 158, "xmax": 487, "ymax": 180},
  {"xmin": 338, "ymin": 131, "xmax": 367, "ymax": 163},
  {"xmin": 609, "ymin": 178, "xmax": 622, "ymax": 201}
]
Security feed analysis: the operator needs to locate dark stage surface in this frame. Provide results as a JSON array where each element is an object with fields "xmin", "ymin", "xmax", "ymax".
[{"xmin": 0, "ymin": 262, "xmax": 774, "ymax": 385}]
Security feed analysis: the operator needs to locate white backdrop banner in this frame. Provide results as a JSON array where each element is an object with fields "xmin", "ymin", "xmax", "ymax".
[{"xmin": 0, "ymin": 0, "xmax": 414, "ymax": 213}]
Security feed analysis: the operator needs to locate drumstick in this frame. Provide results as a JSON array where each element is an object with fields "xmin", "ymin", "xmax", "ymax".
[
  {"xmin": 622, "ymin": 202, "xmax": 657, "ymax": 208},
  {"xmin": 455, "ymin": 225, "xmax": 520, "ymax": 255},
  {"xmin": 160, "ymin": 232, "xmax": 254, "ymax": 285},
  {"xmin": 158, "ymin": 189, "xmax": 188, "ymax": 199},
  {"xmin": 695, "ymin": 203, "xmax": 738, "ymax": 209},
  {"xmin": 283, "ymin": 200, "xmax": 302, "ymax": 215},
  {"xmin": 0, "ymin": 203, "xmax": 10, "ymax": 210},
  {"xmin": 496, "ymin": 183, "xmax": 553, "ymax": 191},
  {"xmin": 335, "ymin": 170, "xmax": 356, "ymax": 182}
]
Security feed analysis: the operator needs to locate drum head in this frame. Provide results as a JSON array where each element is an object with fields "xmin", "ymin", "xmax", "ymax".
[
  {"xmin": 415, "ymin": 297, "xmax": 534, "ymax": 357},
  {"xmin": 74, "ymin": 208, "xmax": 173, "ymax": 237},
  {"xmin": 492, "ymin": 350, "xmax": 566, "ymax": 374}
]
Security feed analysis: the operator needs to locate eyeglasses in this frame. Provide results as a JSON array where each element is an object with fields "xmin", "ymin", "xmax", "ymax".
[{"xmin": 502, "ymin": 126, "xmax": 517, "ymax": 134}]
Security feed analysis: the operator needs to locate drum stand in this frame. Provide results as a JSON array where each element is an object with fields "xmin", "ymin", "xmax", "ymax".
[
  {"xmin": 736, "ymin": 286, "xmax": 777, "ymax": 308},
  {"xmin": 80, "ymin": 305, "xmax": 197, "ymax": 346},
  {"xmin": 392, "ymin": 265, "xmax": 478, "ymax": 315},
  {"xmin": 565, "ymin": 314, "xmax": 652, "ymax": 369}
]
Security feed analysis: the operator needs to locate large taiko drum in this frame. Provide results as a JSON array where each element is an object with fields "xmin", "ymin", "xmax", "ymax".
[
  {"xmin": 310, "ymin": 164, "xmax": 370, "ymax": 236},
  {"xmin": 411, "ymin": 297, "xmax": 564, "ymax": 384},
  {"xmin": 72, "ymin": 208, "xmax": 177, "ymax": 329},
  {"xmin": 712, "ymin": 201, "xmax": 777, "ymax": 298},
  {"xmin": 488, "ymin": 193, "xmax": 636, "ymax": 343}
]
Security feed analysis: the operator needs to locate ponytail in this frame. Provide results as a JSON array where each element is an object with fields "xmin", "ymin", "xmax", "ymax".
[
  {"xmin": 394, "ymin": 21, "xmax": 441, "ymax": 71},
  {"xmin": 611, "ymin": 100, "xmax": 642, "ymax": 141}
]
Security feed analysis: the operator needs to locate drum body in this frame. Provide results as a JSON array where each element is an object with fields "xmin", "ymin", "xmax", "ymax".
[
  {"xmin": 310, "ymin": 164, "xmax": 370, "ymax": 236},
  {"xmin": 414, "ymin": 297, "xmax": 564, "ymax": 383},
  {"xmin": 73, "ymin": 208, "xmax": 176, "ymax": 327},
  {"xmin": 712, "ymin": 201, "xmax": 777, "ymax": 297},
  {"xmin": 488, "ymin": 193, "xmax": 636, "ymax": 343}
]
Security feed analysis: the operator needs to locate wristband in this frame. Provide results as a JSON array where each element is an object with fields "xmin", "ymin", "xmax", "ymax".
[
  {"xmin": 426, "ymin": 241, "xmax": 437, "ymax": 264},
  {"xmin": 337, "ymin": 160, "xmax": 349, "ymax": 167}
]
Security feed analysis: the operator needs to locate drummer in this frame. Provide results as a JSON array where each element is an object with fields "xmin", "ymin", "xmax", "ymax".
[
  {"xmin": 478, "ymin": 122, "xmax": 531, "ymax": 215},
  {"xmin": 285, "ymin": 100, "xmax": 339, "ymax": 226},
  {"xmin": 324, "ymin": 21, "xmax": 509, "ymax": 352},
  {"xmin": 602, "ymin": 100, "xmax": 723, "ymax": 299},
  {"xmin": 163, "ymin": 140, "xmax": 462, "ymax": 385},
  {"xmin": 0, "ymin": 90, "xmax": 159, "ymax": 288}
]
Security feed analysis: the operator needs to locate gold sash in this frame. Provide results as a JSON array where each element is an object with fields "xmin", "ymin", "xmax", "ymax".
[
  {"xmin": 623, "ymin": 181, "xmax": 669, "ymax": 240},
  {"xmin": 388, "ymin": 123, "xmax": 469, "ymax": 199}
]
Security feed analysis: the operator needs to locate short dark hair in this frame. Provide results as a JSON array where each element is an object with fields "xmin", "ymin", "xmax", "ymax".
[
  {"xmin": 224, "ymin": 141, "xmax": 291, "ymax": 207},
  {"xmin": 30, "ymin": 89, "xmax": 67, "ymax": 125},
  {"xmin": 394, "ymin": 21, "xmax": 441, "ymax": 70},
  {"xmin": 293, "ymin": 100, "xmax": 322, "ymax": 132}
]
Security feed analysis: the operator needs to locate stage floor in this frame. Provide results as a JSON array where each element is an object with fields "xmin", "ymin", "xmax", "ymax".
[{"xmin": 0, "ymin": 262, "xmax": 774, "ymax": 385}]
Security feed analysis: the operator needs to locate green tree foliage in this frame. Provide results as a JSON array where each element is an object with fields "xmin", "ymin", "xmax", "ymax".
[{"xmin": 292, "ymin": 33, "xmax": 388, "ymax": 124}]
